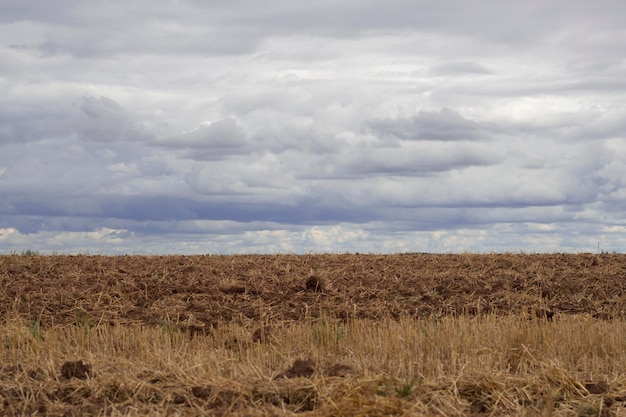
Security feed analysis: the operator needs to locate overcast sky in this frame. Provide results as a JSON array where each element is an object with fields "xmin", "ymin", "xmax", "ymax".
[{"xmin": 1, "ymin": 0, "xmax": 625, "ymax": 254}]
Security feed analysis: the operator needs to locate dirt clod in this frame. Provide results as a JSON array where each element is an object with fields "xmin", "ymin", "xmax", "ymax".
[
  {"xmin": 325, "ymin": 363, "xmax": 354, "ymax": 377},
  {"xmin": 305, "ymin": 276, "xmax": 325, "ymax": 292},
  {"xmin": 221, "ymin": 285, "xmax": 246, "ymax": 295},
  {"xmin": 585, "ymin": 381, "xmax": 609, "ymax": 395},
  {"xmin": 191, "ymin": 386, "xmax": 212, "ymax": 399},
  {"xmin": 60, "ymin": 360, "xmax": 92, "ymax": 380},
  {"xmin": 275, "ymin": 359, "xmax": 316, "ymax": 379},
  {"xmin": 252, "ymin": 325, "xmax": 271, "ymax": 343}
]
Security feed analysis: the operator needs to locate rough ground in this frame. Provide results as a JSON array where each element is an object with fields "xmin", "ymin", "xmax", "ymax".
[
  {"xmin": 2, "ymin": 253, "xmax": 626, "ymax": 416},
  {"xmin": 1, "ymin": 253, "xmax": 624, "ymax": 329}
]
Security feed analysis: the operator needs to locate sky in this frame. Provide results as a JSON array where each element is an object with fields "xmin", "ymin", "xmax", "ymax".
[{"xmin": 1, "ymin": 0, "xmax": 626, "ymax": 254}]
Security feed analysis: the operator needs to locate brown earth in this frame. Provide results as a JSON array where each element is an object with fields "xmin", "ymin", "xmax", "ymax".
[
  {"xmin": 3, "ymin": 252, "xmax": 626, "ymax": 416},
  {"xmin": 1, "ymin": 252, "xmax": 625, "ymax": 329}
]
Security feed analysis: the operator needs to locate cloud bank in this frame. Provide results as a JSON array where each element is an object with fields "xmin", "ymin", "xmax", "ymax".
[{"xmin": 1, "ymin": 0, "xmax": 626, "ymax": 254}]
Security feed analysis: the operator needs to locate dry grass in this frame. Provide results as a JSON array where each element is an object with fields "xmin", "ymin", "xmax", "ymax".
[
  {"xmin": 3, "ymin": 253, "xmax": 626, "ymax": 416},
  {"xmin": 3, "ymin": 313, "xmax": 626, "ymax": 416}
]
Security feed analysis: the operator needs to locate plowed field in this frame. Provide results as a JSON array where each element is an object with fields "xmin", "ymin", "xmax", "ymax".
[
  {"xmin": 3, "ymin": 253, "xmax": 626, "ymax": 417},
  {"xmin": 1, "ymin": 253, "xmax": 625, "ymax": 328}
]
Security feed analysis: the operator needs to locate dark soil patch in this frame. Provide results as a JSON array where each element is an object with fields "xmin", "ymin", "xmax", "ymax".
[
  {"xmin": 253, "ymin": 381, "xmax": 320, "ymax": 412},
  {"xmin": 585, "ymin": 381, "xmax": 609, "ymax": 395},
  {"xmin": 325, "ymin": 363, "xmax": 355, "ymax": 377},
  {"xmin": 191, "ymin": 386, "xmax": 213, "ymax": 400},
  {"xmin": 60, "ymin": 360, "xmax": 92, "ymax": 380},
  {"xmin": 252, "ymin": 325, "xmax": 272, "ymax": 343},
  {"xmin": 305, "ymin": 275, "xmax": 325, "ymax": 292},
  {"xmin": 275, "ymin": 359, "xmax": 316, "ymax": 379}
]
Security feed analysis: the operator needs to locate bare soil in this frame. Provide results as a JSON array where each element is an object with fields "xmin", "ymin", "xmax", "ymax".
[
  {"xmin": 1, "ymin": 253, "xmax": 624, "ymax": 330},
  {"xmin": 3, "ymin": 253, "xmax": 626, "ymax": 416}
]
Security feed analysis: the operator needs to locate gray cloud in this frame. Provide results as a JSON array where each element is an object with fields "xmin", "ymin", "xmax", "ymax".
[
  {"xmin": 79, "ymin": 96, "xmax": 151, "ymax": 142},
  {"xmin": 429, "ymin": 62, "xmax": 493, "ymax": 76},
  {"xmin": 157, "ymin": 118, "xmax": 249, "ymax": 160},
  {"xmin": 1, "ymin": 0, "xmax": 626, "ymax": 254},
  {"xmin": 330, "ymin": 142, "xmax": 498, "ymax": 178},
  {"xmin": 4, "ymin": 1, "xmax": 622, "ymax": 60},
  {"xmin": 366, "ymin": 109, "xmax": 490, "ymax": 142}
]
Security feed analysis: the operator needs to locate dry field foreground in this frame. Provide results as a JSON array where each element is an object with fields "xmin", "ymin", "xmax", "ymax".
[{"xmin": 2, "ymin": 253, "xmax": 626, "ymax": 416}]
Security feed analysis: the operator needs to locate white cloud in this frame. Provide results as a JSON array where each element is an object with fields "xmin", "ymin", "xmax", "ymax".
[
  {"xmin": 0, "ymin": 227, "xmax": 133, "ymax": 253},
  {"xmin": 0, "ymin": 228, "xmax": 19, "ymax": 241},
  {"xmin": 4, "ymin": 220, "xmax": 622, "ymax": 255},
  {"xmin": 1, "ymin": 1, "xmax": 626, "ymax": 254}
]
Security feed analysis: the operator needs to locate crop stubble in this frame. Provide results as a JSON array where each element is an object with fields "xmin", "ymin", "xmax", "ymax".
[
  {"xmin": 1, "ymin": 252, "xmax": 624, "ymax": 328},
  {"xmin": 2, "ymin": 252, "xmax": 626, "ymax": 416}
]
